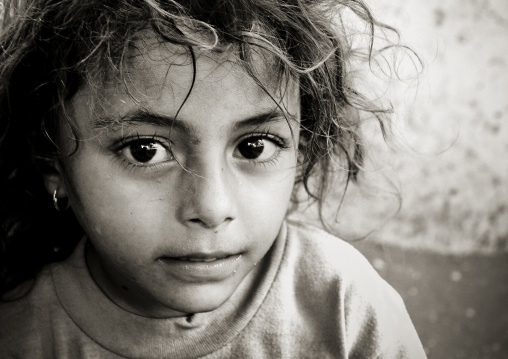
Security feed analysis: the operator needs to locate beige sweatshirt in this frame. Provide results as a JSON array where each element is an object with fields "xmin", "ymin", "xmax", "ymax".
[{"xmin": 0, "ymin": 220, "xmax": 426, "ymax": 358}]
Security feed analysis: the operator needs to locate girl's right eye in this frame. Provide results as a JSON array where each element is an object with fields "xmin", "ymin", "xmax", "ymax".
[{"xmin": 118, "ymin": 138, "xmax": 173, "ymax": 165}]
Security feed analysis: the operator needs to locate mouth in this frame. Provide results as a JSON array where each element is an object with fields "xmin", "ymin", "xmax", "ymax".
[
  {"xmin": 176, "ymin": 257, "xmax": 227, "ymax": 262},
  {"xmin": 157, "ymin": 253, "xmax": 244, "ymax": 282},
  {"xmin": 172, "ymin": 253, "xmax": 238, "ymax": 263}
]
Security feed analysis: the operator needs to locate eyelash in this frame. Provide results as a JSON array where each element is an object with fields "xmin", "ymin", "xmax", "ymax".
[
  {"xmin": 250, "ymin": 130, "xmax": 290, "ymax": 148},
  {"xmin": 113, "ymin": 133, "xmax": 174, "ymax": 172},
  {"xmin": 112, "ymin": 130, "xmax": 291, "ymax": 172},
  {"xmin": 237, "ymin": 130, "xmax": 291, "ymax": 167}
]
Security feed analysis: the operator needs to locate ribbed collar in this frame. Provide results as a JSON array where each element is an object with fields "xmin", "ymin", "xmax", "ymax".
[{"xmin": 51, "ymin": 222, "xmax": 287, "ymax": 359}]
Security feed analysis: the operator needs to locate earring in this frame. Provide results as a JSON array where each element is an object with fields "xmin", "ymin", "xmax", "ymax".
[{"xmin": 53, "ymin": 189, "xmax": 69, "ymax": 211}]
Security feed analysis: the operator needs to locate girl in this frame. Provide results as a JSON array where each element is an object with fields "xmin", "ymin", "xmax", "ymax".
[{"xmin": 0, "ymin": 0, "xmax": 426, "ymax": 358}]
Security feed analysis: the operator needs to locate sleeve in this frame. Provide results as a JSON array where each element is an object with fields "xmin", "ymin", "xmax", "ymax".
[
  {"xmin": 275, "ymin": 221, "xmax": 427, "ymax": 358},
  {"xmin": 342, "ymin": 253, "xmax": 427, "ymax": 359}
]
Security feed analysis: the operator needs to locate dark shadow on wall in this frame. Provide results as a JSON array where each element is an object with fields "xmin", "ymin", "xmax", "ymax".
[{"xmin": 354, "ymin": 241, "xmax": 508, "ymax": 359}]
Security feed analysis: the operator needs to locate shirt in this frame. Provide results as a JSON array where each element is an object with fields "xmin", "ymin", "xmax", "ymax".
[{"xmin": 0, "ymin": 220, "xmax": 427, "ymax": 358}]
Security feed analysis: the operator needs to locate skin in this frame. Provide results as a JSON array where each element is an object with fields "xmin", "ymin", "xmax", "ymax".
[{"xmin": 47, "ymin": 41, "xmax": 300, "ymax": 318}]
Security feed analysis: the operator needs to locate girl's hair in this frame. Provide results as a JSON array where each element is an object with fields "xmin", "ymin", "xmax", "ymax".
[{"xmin": 0, "ymin": 0, "xmax": 399, "ymax": 296}]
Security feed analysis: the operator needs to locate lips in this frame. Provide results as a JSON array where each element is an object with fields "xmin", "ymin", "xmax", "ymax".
[
  {"xmin": 158, "ymin": 253, "xmax": 243, "ymax": 282},
  {"xmin": 176, "ymin": 256, "xmax": 229, "ymax": 262},
  {"xmin": 169, "ymin": 251, "xmax": 232, "ymax": 262}
]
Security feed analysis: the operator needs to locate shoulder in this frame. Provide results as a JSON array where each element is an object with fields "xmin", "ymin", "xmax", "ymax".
[
  {"xmin": 284, "ymin": 219, "xmax": 381, "ymax": 286},
  {"xmin": 0, "ymin": 266, "xmax": 58, "ymax": 356},
  {"xmin": 0, "ymin": 262, "xmax": 95, "ymax": 358},
  {"xmin": 0, "ymin": 241, "xmax": 124, "ymax": 358},
  {"xmin": 283, "ymin": 219, "xmax": 395, "ymax": 301},
  {"xmin": 281, "ymin": 220, "xmax": 427, "ymax": 358}
]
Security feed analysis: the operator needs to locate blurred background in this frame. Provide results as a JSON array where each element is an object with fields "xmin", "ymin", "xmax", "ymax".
[{"xmin": 293, "ymin": 0, "xmax": 508, "ymax": 357}]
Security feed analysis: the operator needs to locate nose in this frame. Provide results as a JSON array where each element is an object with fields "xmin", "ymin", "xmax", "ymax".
[{"xmin": 178, "ymin": 161, "xmax": 236, "ymax": 230}]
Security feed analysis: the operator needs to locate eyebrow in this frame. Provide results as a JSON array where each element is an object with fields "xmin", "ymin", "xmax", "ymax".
[{"xmin": 93, "ymin": 108, "xmax": 296, "ymax": 137}]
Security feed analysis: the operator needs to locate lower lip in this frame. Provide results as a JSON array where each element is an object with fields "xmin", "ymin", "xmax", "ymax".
[{"xmin": 158, "ymin": 254, "xmax": 242, "ymax": 282}]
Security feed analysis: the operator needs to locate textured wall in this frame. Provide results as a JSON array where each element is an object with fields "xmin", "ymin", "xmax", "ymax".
[
  {"xmin": 292, "ymin": 0, "xmax": 508, "ymax": 254},
  {"xmin": 377, "ymin": 0, "xmax": 507, "ymax": 254}
]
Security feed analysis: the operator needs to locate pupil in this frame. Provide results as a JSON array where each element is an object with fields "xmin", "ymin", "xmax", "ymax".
[
  {"xmin": 239, "ymin": 138, "xmax": 264, "ymax": 159},
  {"xmin": 131, "ymin": 142, "xmax": 157, "ymax": 163}
]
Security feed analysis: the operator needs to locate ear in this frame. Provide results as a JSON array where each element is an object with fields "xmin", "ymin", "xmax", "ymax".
[{"xmin": 42, "ymin": 162, "xmax": 68, "ymax": 199}]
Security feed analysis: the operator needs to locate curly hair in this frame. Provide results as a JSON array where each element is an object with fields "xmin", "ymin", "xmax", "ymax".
[{"xmin": 0, "ymin": 0, "xmax": 399, "ymax": 296}]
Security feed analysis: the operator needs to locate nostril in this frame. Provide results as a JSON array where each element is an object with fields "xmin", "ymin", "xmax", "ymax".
[{"xmin": 187, "ymin": 216, "xmax": 233, "ymax": 229}]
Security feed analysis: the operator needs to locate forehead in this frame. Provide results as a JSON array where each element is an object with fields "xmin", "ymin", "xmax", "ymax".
[{"xmin": 71, "ymin": 34, "xmax": 298, "ymax": 128}]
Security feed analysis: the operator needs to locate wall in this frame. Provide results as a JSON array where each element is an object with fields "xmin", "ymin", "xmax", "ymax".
[{"xmin": 292, "ymin": 0, "xmax": 508, "ymax": 254}]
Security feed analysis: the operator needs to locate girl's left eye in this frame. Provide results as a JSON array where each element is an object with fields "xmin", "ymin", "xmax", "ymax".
[
  {"xmin": 119, "ymin": 139, "xmax": 173, "ymax": 165},
  {"xmin": 234, "ymin": 135, "xmax": 284, "ymax": 162}
]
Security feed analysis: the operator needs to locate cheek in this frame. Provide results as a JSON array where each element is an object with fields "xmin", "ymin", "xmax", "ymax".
[
  {"xmin": 241, "ymin": 168, "xmax": 296, "ymax": 225},
  {"xmin": 62, "ymin": 156, "xmax": 169, "ymax": 242}
]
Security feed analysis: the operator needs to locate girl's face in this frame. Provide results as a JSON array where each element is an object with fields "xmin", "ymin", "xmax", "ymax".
[{"xmin": 54, "ymin": 42, "xmax": 300, "ymax": 317}]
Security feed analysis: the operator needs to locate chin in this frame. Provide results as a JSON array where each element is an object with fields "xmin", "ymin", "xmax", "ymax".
[
  {"xmin": 161, "ymin": 283, "xmax": 236, "ymax": 315},
  {"xmin": 170, "ymin": 295, "xmax": 228, "ymax": 315}
]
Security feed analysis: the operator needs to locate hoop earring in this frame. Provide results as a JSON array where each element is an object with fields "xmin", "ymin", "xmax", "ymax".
[{"xmin": 53, "ymin": 189, "xmax": 70, "ymax": 211}]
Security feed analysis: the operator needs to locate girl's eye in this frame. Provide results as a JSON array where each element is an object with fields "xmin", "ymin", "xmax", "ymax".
[
  {"xmin": 235, "ymin": 136, "xmax": 280, "ymax": 162},
  {"xmin": 119, "ymin": 139, "xmax": 173, "ymax": 165}
]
